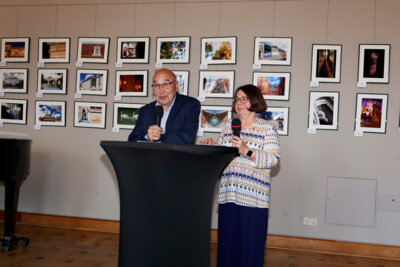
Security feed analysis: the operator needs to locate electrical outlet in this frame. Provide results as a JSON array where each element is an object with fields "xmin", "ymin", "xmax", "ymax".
[
  {"xmin": 310, "ymin": 218, "xmax": 318, "ymax": 226},
  {"xmin": 303, "ymin": 217, "xmax": 317, "ymax": 226}
]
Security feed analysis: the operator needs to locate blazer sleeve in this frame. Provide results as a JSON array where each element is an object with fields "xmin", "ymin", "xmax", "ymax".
[
  {"xmin": 127, "ymin": 107, "xmax": 147, "ymax": 142},
  {"xmin": 160, "ymin": 97, "xmax": 201, "ymax": 144}
]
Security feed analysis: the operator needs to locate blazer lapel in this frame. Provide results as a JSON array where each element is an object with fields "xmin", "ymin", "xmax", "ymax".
[{"xmin": 165, "ymin": 93, "xmax": 182, "ymax": 132}]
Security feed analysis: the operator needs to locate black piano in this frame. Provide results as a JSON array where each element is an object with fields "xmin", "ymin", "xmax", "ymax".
[{"xmin": 0, "ymin": 138, "xmax": 31, "ymax": 251}]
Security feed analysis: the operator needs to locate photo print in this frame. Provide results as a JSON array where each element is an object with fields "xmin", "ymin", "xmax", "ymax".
[
  {"xmin": 0, "ymin": 98, "xmax": 27, "ymax": 124},
  {"xmin": 156, "ymin": 37, "xmax": 190, "ymax": 63},
  {"xmin": 199, "ymin": 105, "xmax": 232, "ymax": 132},
  {"xmin": 254, "ymin": 37, "xmax": 292, "ymax": 65},
  {"xmin": 115, "ymin": 70, "xmax": 148, "ymax": 97},
  {"xmin": 0, "ymin": 68, "xmax": 28, "ymax": 93},
  {"xmin": 117, "ymin": 37, "xmax": 149, "ymax": 63},
  {"xmin": 256, "ymin": 107, "xmax": 289, "ymax": 135},
  {"xmin": 252, "ymin": 72, "xmax": 290, "ymax": 101},
  {"xmin": 74, "ymin": 101, "xmax": 106, "ymax": 129},
  {"xmin": 76, "ymin": 69, "xmax": 108, "ymax": 96},
  {"xmin": 35, "ymin": 101, "xmax": 66, "ymax": 127},
  {"xmin": 358, "ymin": 44, "xmax": 390, "ymax": 83},
  {"xmin": 37, "ymin": 69, "xmax": 67, "ymax": 94},
  {"xmin": 172, "ymin": 71, "xmax": 189, "ymax": 95},
  {"xmin": 38, "ymin": 38, "xmax": 70, "ymax": 63},
  {"xmin": 355, "ymin": 93, "xmax": 388, "ymax": 133},
  {"xmin": 198, "ymin": 71, "xmax": 234, "ymax": 98},
  {"xmin": 311, "ymin": 44, "xmax": 341, "ymax": 83},
  {"xmin": 77, "ymin": 37, "xmax": 110, "ymax": 63},
  {"xmin": 113, "ymin": 103, "xmax": 143, "ymax": 130},
  {"xmin": 308, "ymin": 91, "xmax": 339, "ymax": 130},
  {"xmin": 201, "ymin": 37, "xmax": 236, "ymax": 65},
  {"xmin": 1, "ymin": 37, "xmax": 30, "ymax": 63}
]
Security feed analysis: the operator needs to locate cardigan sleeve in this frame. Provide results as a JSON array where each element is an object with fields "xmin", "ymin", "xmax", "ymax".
[{"xmin": 254, "ymin": 124, "xmax": 280, "ymax": 169}]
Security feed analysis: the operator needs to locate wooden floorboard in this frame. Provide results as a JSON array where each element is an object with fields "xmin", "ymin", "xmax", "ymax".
[{"xmin": 1, "ymin": 223, "xmax": 400, "ymax": 267}]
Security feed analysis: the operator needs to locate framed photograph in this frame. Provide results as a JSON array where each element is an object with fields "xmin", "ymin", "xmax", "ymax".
[
  {"xmin": 201, "ymin": 37, "xmax": 236, "ymax": 65},
  {"xmin": 0, "ymin": 68, "xmax": 28, "ymax": 93},
  {"xmin": 253, "ymin": 37, "xmax": 292, "ymax": 66},
  {"xmin": 113, "ymin": 103, "xmax": 143, "ymax": 130},
  {"xmin": 156, "ymin": 36, "xmax": 190, "ymax": 64},
  {"xmin": 172, "ymin": 70, "xmax": 189, "ymax": 95},
  {"xmin": 1, "ymin": 37, "xmax": 30, "ymax": 63},
  {"xmin": 256, "ymin": 107, "xmax": 289, "ymax": 136},
  {"xmin": 199, "ymin": 105, "xmax": 232, "ymax": 133},
  {"xmin": 38, "ymin": 38, "xmax": 70, "ymax": 63},
  {"xmin": 358, "ymin": 44, "xmax": 390, "ymax": 83},
  {"xmin": 35, "ymin": 100, "xmax": 66, "ymax": 127},
  {"xmin": 77, "ymin": 37, "xmax": 110, "ymax": 64},
  {"xmin": 76, "ymin": 69, "xmax": 108, "ymax": 96},
  {"xmin": 308, "ymin": 91, "xmax": 340, "ymax": 130},
  {"xmin": 74, "ymin": 101, "xmax": 106, "ymax": 129},
  {"xmin": 115, "ymin": 70, "xmax": 148, "ymax": 97},
  {"xmin": 37, "ymin": 69, "xmax": 67, "ymax": 94},
  {"xmin": 355, "ymin": 93, "xmax": 388, "ymax": 133},
  {"xmin": 252, "ymin": 72, "xmax": 290, "ymax": 101},
  {"xmin": 0, "ymin": 98, "xmax": 27, "ymax": 125},
  {"xmin": 198, "ymin": 70, "xmax": 235, "ymax": 98},
  {"xmin": 117, "ymin": 37, "xmax": 149, "ymax": 63},
  {"xmin": 311, "ymin": 44, "xmax": 342, "ymax": 83}
]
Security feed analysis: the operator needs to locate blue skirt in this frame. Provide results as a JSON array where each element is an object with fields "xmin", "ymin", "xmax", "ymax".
[{"xmin": 217, "ymin": 203, "xmax": 269, "ymax": 267}]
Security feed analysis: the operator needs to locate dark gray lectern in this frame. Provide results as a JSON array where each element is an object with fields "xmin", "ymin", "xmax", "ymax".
[
  {"xmin": 100, "ymin": 141, "xmax": 237, "ymax": 267},
  {"xmin": 0, "ymin": 138, "xmax": 31, "ymax": 251}
]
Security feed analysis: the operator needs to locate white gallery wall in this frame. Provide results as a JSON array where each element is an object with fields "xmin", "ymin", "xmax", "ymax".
[{"xmin": 0, "ymin": 0, "xmax": 400, "ymax": 246}]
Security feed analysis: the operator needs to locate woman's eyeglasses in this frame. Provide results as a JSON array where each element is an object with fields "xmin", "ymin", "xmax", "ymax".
[{"xmin": 234, "ymin": 97, "xmax": 249, "ymax": 104}]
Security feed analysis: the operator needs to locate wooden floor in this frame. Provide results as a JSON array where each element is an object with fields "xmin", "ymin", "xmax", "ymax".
[{"xmin": 1, "ymin": 223, "xmax": 400, "ymax": 267}]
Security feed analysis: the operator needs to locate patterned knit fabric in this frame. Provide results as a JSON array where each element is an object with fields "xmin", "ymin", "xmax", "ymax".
[{"xmin": 217, "ymin": 119, "xmax": 280, "ymax": 208}]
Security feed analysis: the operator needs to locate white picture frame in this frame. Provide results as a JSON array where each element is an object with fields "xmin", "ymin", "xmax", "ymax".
[
  {"xmin": 113, "ymin": 103, "xmax": 143, "ymax": 130},
  {"xmin": 256, "ymin": 107, "xmax": 289, "ymax": 136},
  {"xmin": 0, "ymin": 68, "xmax": 28, "ymax": 93},
  {"xmin": 37, "ymin": 69, "xmax": 67, "ymax": 95},
  {"xmin": 38, "ymin": 37, "xmax": 70, "ymax": 63},
  {"xmin": 0, "ymin": 98, "xmax": 27, "ymax": 125},
  {"xmin": 311, "ymin": 44, "xmax": 342, "ymax": 83},
  {"xmin": 358, "ymin": 44, "xmax": 390, "ymax": 84},
  {"xmin": 253, "ymin": 37, "xmax": 292, "ymax": 66},
  {"xmin": 35, "ymin": 100, "xmax": 66, "ymax": 127},
  {"xmin": 198, "ymin": 70, "xmax": 235, "ymax": 98},
  {"xmin": 76, "ymin": 69, "xmax": 108, "ymax": 96},
  {"xmin": 308, "ymin": 91, "xmax": 340, "ymax": 130},
  {"xmin": 74, "ymin": 101, "xmax": 107, "ymax": 129},
  {"xmin": 156, "ymin": 36, "xmax": 190, "ymax": 64},
  {"xmin": 199, "ymin": 105, "xmax": 232, "ymax": 133},
  {"xmin": 252, "ymin": 72, "xmax": 290, "ymax": 101},
  {"xmin": 116, "ymin": 37, "xmax": 150, "ymax": 64},
  {"xmin": 172, "ymin": 70, "xmax": 189, "ymax": 96},
  {"xmin": 201, "ymin": 36, "xmax": 236, "ymax": 65},
  {"xmin": 1, "ymin": 37, "xmax": 30, "ymax": 63},
  {"xmin": 77, "ymin": 37, "xmax": 110, "ymax": 64},
  {"xmin": 115, "ymin": 70, "xmax": 148, "ymax": 97},
  {"xmin": 355, "ymin": 93, "xmax": 388, "ymax": 133}
]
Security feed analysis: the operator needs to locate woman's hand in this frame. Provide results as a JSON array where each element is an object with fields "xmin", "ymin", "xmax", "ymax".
[
  {"xmin": 200, "ymin": 138, "xmax": 217, "ymax": 145},
  {"xmin": 231, "ymin": 136, "xmax": 248, "ymax": 156}
]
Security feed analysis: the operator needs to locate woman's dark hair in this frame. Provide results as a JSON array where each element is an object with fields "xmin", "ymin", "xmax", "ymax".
[{"xmin": 232, "ymin": 84, "xmax": 267, "ymax": 113}]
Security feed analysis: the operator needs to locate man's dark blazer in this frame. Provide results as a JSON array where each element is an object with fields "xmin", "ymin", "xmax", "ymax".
[{"xmin": 128, "ymin": 93, "xmax": 201, "ymax": 144}]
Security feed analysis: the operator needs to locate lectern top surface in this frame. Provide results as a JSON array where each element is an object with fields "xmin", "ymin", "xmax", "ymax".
[{"xmin": 100, "ymin": 140, "xmax": 237, "ymax": 155}]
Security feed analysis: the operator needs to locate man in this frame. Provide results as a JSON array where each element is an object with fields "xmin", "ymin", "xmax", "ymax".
[{"xmin": 128, "ymin": 68, "xmax": 200, "ymax": 144}]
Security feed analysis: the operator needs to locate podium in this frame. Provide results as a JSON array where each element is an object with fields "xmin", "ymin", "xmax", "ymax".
[
  {"xmin": 0, "ymin": 138, "xmax": 31, "ymax": 251},
  {"xmin": 100, "ymin": 141, "xmax": 237, "ymax": 267}
]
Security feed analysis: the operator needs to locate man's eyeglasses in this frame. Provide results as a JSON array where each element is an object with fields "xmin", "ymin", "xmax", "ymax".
[
  {"xmin": 234, "ymin": 97, "xmax": 249, "ymax": 104},
  {"xmin": 152, "ymin": 81, "xmax": 176, "ymax": 91}
]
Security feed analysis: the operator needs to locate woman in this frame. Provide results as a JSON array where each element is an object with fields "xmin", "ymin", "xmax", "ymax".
[{"xmin": 201, "ymin": 84, "xmax": 280, "ymax": 267}]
